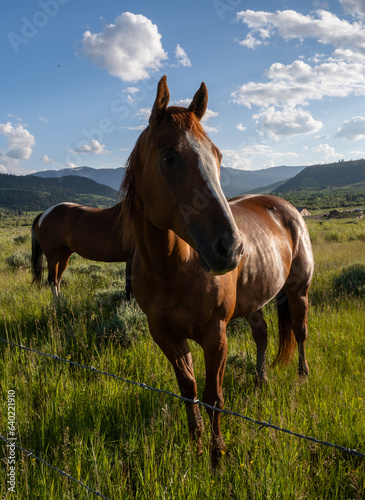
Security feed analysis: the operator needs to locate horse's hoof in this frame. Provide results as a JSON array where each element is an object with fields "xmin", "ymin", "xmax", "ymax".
[
  {"xmin": 210, "ymin": 437, "xmax": 226, "ymax": 470},
  {"xmin": 254, "ymin": 372, "xmax": 268, "ymax": 387},
  {"xmin": 298, "ymin": 363, "xmax": 309, "ymax": 379}
]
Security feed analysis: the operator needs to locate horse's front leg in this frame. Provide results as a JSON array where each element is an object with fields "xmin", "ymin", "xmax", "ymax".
[
  {"xmin": 150, "ymin": 326, "xmax": 204, "ymax": 455},
  {"xmin": 200, "ymin": 322, "xmax": 228, "ymax": 468}
]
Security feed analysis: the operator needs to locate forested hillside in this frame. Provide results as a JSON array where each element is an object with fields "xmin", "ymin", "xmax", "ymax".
[
  {"xmin": 0, "ymin": 174, "xmax": 118, "ymax": 211},
  {"xmin": 275, "ymin": 159, "xmax": 365, "ymax": 193}
]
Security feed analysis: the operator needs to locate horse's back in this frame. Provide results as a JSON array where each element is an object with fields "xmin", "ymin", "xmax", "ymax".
[
  {"xmin": 229, "ymin": 194, "xmax": 314, "ymax": 317},
  {"xmin": 35, "ymin": 201, "xmax": 134, "ymax": 261},
  {"xmin": 229, "ymin": 194, "xmax": 312, "ymax": 258},
  {"xmin": 37, "ymin": 202, "xmax": 81, "ymax": 229}
]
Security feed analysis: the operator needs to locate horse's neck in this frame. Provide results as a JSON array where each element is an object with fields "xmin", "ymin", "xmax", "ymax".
[{"xmin": 135, "ymin": 212, "xmax": 192, "ymax": 277}]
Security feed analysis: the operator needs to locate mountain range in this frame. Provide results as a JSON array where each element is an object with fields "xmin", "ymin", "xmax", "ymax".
[
  {"xmin": 31, "ymin": 164, "xmax": 305, "ymax": 198},
  {"xmin": 1, "ymin": 159, "xmax": 365, "ymax": 211}
]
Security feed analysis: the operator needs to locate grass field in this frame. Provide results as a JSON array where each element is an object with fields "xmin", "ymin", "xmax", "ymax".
[{"xmin": 0, "ymin": 212, "xmax": 364, "ymax": 499}]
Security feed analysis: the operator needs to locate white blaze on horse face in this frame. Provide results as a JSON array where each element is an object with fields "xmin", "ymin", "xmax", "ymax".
[
  {"xmin": 38, "ymin": 202, "xmax": 78, "ymax": 227},
  {"xmin": 185, "ymin": 132, "xmax": 232, "ymax": 224}
]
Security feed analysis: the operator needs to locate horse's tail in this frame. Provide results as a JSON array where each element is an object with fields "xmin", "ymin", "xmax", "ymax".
[
  {"xmin": 272, "ymin": 291, "xmax": 297, "ymax": 367},
  {"xmin": 31, "ymin": 214, "xmax": 43, "ymax": 285}
]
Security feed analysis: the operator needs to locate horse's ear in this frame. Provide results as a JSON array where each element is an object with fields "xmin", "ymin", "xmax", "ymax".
[
  {"xmin": 149, "ymin": 75, "xmax": 170, "ymax": 124},
  {"xmin": 188, "ymin": 82, "xmax": 208, "ymax": 121}
]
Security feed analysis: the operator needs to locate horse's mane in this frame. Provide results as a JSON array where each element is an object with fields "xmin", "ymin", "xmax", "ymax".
[
  {"xmin": 115, "ymin": 132, "xmax": 143, "ymax": 245},
  {"xmin": 119, "ymin": 133, "xmax": 143, "ymax": 221}
]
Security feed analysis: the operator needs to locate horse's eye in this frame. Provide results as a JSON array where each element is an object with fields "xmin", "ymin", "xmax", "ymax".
[{"xmin": 162, "ymin": 154, "xmax": 174, "ymax": 164}]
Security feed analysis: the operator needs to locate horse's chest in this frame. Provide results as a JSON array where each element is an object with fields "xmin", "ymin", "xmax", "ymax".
[{"xmin": 134, "ymin": 268, "xmax": 233, "ymax": 339}]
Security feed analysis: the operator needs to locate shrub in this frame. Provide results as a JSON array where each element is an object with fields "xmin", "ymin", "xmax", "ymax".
[
  {"xmin": 6, "ymin": 251, "xmax": 31, "ymax": 269},
  {"xmin": 333, "ymin": 263, "xmax": 365, "ymax": 296},
  {"xmin": 73, "ymin": 263, "xmax": 103, "ymax": 274},
  {"xmin": 97, "ymin": 301, "xmax": 149, "ymax": 347},
  {"xmin": 13, "ymin": 234, "xmax": 29, "ymax": 245},
  {"xmin": 95, "ymin": 287, "xmax": 126, "ymax": 309}
]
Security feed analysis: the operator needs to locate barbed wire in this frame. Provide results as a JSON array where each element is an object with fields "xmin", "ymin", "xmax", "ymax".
[
  {"xmin": 0, "ymin": 433, "xmax": 109, "ymax": 499},
  {"xmin": 1, "ymin": 336, "xmax": 364, "ymax": 459}
]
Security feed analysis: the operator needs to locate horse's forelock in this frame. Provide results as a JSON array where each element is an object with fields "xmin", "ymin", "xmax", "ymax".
[{"xmin": 165, "ymin": 106, "xmax": 206, "ymax": 140}]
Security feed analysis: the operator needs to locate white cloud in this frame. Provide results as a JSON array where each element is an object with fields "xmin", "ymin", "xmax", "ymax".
[
  {"xmin": 79, "ymin": 12, "xmax": 168, "ymax": 82},
  {"xmin": 221, "ymin": 149, "xmax": 252, "ymax": 169},
  {"xmin": 232, "ymin": 58, "xmax": 365, "ymax": 108},
  {"xmin": 203, "ymin": 124, "xmax": 218, "ymax": 133},
  {"xmin": 350, "ymin": 149, "xmax": 365, "ymax": 156},
  {"xmin": 313, "ymin": 143, "xmax": 343, "ymax": 160},
  {"xmin": 233, "ymin": 7, "xmax": 365, "ymax": 141},
  {"xmin": 332, "ymin": 48, "xmax": 365, "ymax": 62},
  {"xmin": 237, "ymin": 32, "xmax": 267, "ymax": 49},
  {"xmin": 339, "ymin": 0, "xmax": 365, "ymax": 19},
  {"xmin": 120, "ymin": 125, "xmax": 146, "ymax": 131},
  {"xmin": 175, "ymin": 44, "xmax": 191, "ymax": 67},
  {"xmin": 201, "ymin": 108, "xmax": 219, "ymax": 132},
  {"xmin": 236, "ymin": 123, "xmax": 247, "ymax": 132},
  {"xmin": 123, "ymin": 87, "xmax": 140, "ymax": 94},
  {"xmin": 69, "ymin": 139, "xmax": 111, "ymax": 155},
  {"xmin": 41, "ymin": 154, "xmax": 54, "ymax": 163},
  {"xmin": 172, "ymin": 98, "xmax": 191, "ymax": 107},
  {"xmin": 253, "ymin": 105, "xmax": 322, "ymax": 139},
  {"xmin": 235, "ymin": 9, "xmax": 365, "ymax": 53},
  {"xmin": 221, "ymin": 144, "xmax": 299, "ymax": 170},
  {"xmin": 203, "ymin": 109, "xmax": 219, "ymax": 121},
  {"xmin": 335, "ymin": 115, "xmax": 365, "ymax": 140},
  {"xmin": 0, "ymin": 121, "xmax": 35, "ymax": 173},
  {"xmin": 136, "ymin": 107, "xmax": 152, "ymax": 121},
  {"xmin": 38, "ymin": 116, "xmax": 50, "ymax": 123},
  {"xmin": 0, "ymin": 122, "xmax": 35, "ymax": 160}
]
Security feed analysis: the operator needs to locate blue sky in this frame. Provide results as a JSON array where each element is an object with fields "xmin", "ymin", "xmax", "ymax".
[{"xmin": 1, "ymin": 0, "xmax": 365, "ymax": 175}]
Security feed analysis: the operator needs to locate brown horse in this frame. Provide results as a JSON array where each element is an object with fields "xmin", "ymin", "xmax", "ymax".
[
  {"xmin": 120, "ymin": 76, "xmax": 314, "ymax": 467},
  {"xmin": 31, "ymin": 202, "xmax": 135, "ymax": 300}
]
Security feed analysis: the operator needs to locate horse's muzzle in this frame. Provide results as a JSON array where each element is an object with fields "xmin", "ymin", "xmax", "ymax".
[{"xmin": 197, "ymin": 232, "xmax": 244, "ymax": 275}]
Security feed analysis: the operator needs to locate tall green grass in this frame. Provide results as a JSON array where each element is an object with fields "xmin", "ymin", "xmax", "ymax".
[{"xmin": 0, "ymin": 216, "xmax": 364, "ymax": 499}]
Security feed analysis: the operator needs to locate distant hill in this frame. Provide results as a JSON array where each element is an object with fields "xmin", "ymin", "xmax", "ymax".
[
  {"xmin": 31, "ymin": 165, "xmax": 305, "ymax": 198},
  {"xmin": 0, "ymin": 174, "xmax": 118, "ymax": 211},
  {"xmin": 31, "ymin": 166, "xmax": 125, "ymax": 191},
  {"xmin": 274, "ymin": 159, "xmax": 365, "ymax": 193},
  {"xmin": 220, "ymin": 165, "xmax": 305, "ymax": 197},
  {"xmin": 248, "ymin": 179, "xmax": 288, "ymax": 194}
]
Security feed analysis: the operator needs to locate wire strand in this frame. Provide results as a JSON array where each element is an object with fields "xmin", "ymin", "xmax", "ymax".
[{"xmin": 1, "ymin": 336, "xmax": 363, "ymax": 459}]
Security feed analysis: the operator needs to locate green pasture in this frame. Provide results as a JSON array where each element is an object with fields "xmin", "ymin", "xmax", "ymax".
[{"xmin": 0, "ymin": 213, "xmax": 364, "ymax": 499}]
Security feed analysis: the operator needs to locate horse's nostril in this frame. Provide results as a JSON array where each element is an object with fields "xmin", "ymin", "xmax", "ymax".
[
  {"xmin": 215, "ymin": 235, "xmax": 230, "ymax": 260},
  {"xmin": 214, "ymin": 234, "xmax": 244, "ymax": 263}
]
